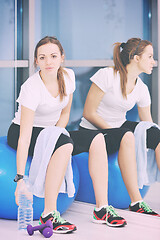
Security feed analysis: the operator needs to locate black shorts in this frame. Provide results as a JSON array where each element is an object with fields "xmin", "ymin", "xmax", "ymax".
[
  {"xmin": 69, "ymin": 129, "xmax": 100, "ymax": 155},
  {"xmin": 79, "ymin": 126, "xmax": 131, "ymax": 155},
  {"xmin": 121, "ymin": 120, "xmax": 160, "ymax": 150},
  {"xmin": 7, "ymin": 123, "xmax": 101, "ymax": 157}
]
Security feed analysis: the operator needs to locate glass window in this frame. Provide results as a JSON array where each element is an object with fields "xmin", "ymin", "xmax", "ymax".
[
  {"xmin": 0, "ymin": 69, "xmax": 15, "ymax": 136},
  {"xmin": 34, "ymin": 0, "xmax": 151, "ymax": 130},
  {"xmin": 36, "ymin": 0, "xmax": 146, "ymax": 60},
  {"xmin": 0, "ymin": 0, "xmax": 153, "ymax": 136},
  {"xmin": 0, "ymin": 0, "xmax": 15, "ymax": 60},
  {"xmin": 0, "ymin": 0, "xmax": 15, "ymax": 136}
]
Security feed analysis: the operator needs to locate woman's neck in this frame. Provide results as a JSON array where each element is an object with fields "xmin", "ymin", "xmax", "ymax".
[
  {"xmin": 40, "ymin": 70, "xmax": 57, "ymax": 85},
  {"xmin": 126, "ymin": 63, "xmax": 141, "ymax": 85}
]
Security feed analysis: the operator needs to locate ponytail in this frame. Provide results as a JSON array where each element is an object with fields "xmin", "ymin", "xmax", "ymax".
[
  {"xmin": 57, "ymin": 67, "xmax": 67, "ymax": 101},
  {"xmin": 113, "ymin": 42, "xmax": 128, "ymax": 98}
]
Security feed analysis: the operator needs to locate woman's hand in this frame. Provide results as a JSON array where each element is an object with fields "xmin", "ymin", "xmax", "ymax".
[
  {"xmin": 15, "ymin": 106, "xmax": 35, "ymax": 206},
  {"xmin": 14, "ymin": 179, "xmax": 25, "ymax": 205},
  {"xmin": 15, "ymin": 178, "xmax": 33, "ymax": 205}
]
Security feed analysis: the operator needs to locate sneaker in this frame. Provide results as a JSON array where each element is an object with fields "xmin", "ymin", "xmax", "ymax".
[
  {"xmin": 129, "ymin": 201, "xmax": 160, "ymax": 217},
  {"xmin": 39, "ymin": 210, "xmax": 77, "ymax": 234},
  {"xmin": 93, "ymin": 205, "xmax": 127, "ymax": 227}
]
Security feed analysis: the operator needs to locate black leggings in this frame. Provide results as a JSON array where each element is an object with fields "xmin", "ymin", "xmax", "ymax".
[
  {"xmin": 79, "ymin": 126, "xmax": 132, "ymax": 155},
  {"xmin": 7, "ymin": 123, "xmax": 101, "ymax": 157},
  {"xmin": 121, "ymin": 121, "xmax": 160, "ymax": 150}
]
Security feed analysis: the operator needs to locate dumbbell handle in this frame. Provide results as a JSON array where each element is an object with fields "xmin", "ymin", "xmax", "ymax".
[
  {"xmin": 33, "ymin": 220, "xmax": 52, "ymax": 231},
  {"xmin": 27, "ymin": 220, "xmax": 53, "ymax": 235}
]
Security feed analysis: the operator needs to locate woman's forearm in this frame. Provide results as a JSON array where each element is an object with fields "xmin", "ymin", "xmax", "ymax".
[
  {"xmin": 16, "ymin": 106, "xmax": 35, "ymax": 175},
  {"xmin": 16, "ymin": 138, "xmax": 30, "ymax": 175},
  {"xmin": 84, "ymin": 111, "xmax": 112, "ymax": 129},
  {"xmin": 56, "ymin": 113, "xmax": 70, "ymax": 128}
]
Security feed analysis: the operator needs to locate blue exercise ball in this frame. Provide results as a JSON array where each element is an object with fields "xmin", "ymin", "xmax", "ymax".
[
  {"xmin": 0, "ymin": 136, "xmax": 79, "ymax": 220},
  {"xmin": 73, "ymin": 152, "xmax": 149, "ymax": 209},
  {"xmin": 126, "ymin": 104, "xmax": 140, "ymax": 122}
]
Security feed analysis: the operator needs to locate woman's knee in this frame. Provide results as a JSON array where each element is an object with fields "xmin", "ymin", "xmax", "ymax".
[
  {"xmin": 60, "ymin": 142, "xmax": 73, "ymax": 154},
  {"xmin": 54, "ymin": 142, "xmax": 74, "ymax": 158},
  {"xmin": 90, "ymin": 133, "xmax": 105, "ymax": 150},
  {"xmin": 53, "ymin": 134, "xmax": 74, "ymax": 154},
  {"xmin": 121, "ymin": 131, "xmax": 135, "ymax": 147}
]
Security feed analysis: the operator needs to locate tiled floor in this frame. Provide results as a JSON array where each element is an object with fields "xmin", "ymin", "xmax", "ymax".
[{"xmin": 0, "ymin": 183, "xmax": 160, "ymax": 240}]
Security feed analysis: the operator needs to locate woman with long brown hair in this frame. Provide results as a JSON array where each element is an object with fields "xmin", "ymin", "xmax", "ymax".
[
  {"xmin": 80, "ymin": 38, "xmax": 160, "ymax": 217},
  {"xmin": 7, "ymin": 36, "xmax": 127, "ymax": 233}
]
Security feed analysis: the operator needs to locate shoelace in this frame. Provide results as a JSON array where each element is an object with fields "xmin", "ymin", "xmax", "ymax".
[
  {"xmin": 106, "ymin": 205, "xmax": 119, "ymax": 217},
  {"xmin": 139, "ymin": 202, "xmax": 152, "ymax": 213},
  {"xmin": 51, "ymin": 210, "xmax": 66, "ymax": 224}
]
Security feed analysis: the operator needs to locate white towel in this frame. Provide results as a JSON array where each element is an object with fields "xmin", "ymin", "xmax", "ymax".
[
  {"xmin": 134, "ymin": 121, "xmax": 160, "ymax": 188},
  {"xmin": 29, "ymin": 126, "xmax": 75, "ymax": 198}
]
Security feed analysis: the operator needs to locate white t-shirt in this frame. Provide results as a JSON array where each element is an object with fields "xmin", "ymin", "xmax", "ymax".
[
  {"xmin": 13, "ymin": 68, "xmax": 75, "ymax": 128},
  {"xmin": 80, "ymin": 67, "xmax": 151, "ymax": 129}
]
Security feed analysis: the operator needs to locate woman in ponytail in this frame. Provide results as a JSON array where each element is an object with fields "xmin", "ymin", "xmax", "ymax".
[
  {"xmin": 7, "ymin": 36, "xmax": 130, "ymax": 232},
  {"xmin": 80, "ymin": 37, "xmax": 160, "ymax": 217}
]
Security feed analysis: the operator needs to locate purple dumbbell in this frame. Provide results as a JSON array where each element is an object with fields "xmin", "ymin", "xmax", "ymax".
[{"xmin": 27, "ymin": 220, "xmax": 53, "ymax": 238}]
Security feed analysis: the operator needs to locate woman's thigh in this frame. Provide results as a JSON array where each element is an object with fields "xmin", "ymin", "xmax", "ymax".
[
  {"xmin": 69, "ymin": 129, "xmax": 101, "ymax": 156},
  {"xmin": 7, "ymin": 123, "xmax": 73, "ymax": 156},
  {"xmin": 7, "ymin": 123, "xmax": 44, "ymax": 156},
  {"xmin": 100, "ymin": 127, "xmax": 132, "ymax": 155},
  {"xmin": 78, "ymin": 126, "xmax": 132, "ymax": 155},
  {"xmin": 120, "ymin": 121, "xmax": 139, "ymax": 132},
  {"xmin": 121, "ymin": 120, "xmax": 160, "ymax": 150}
]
